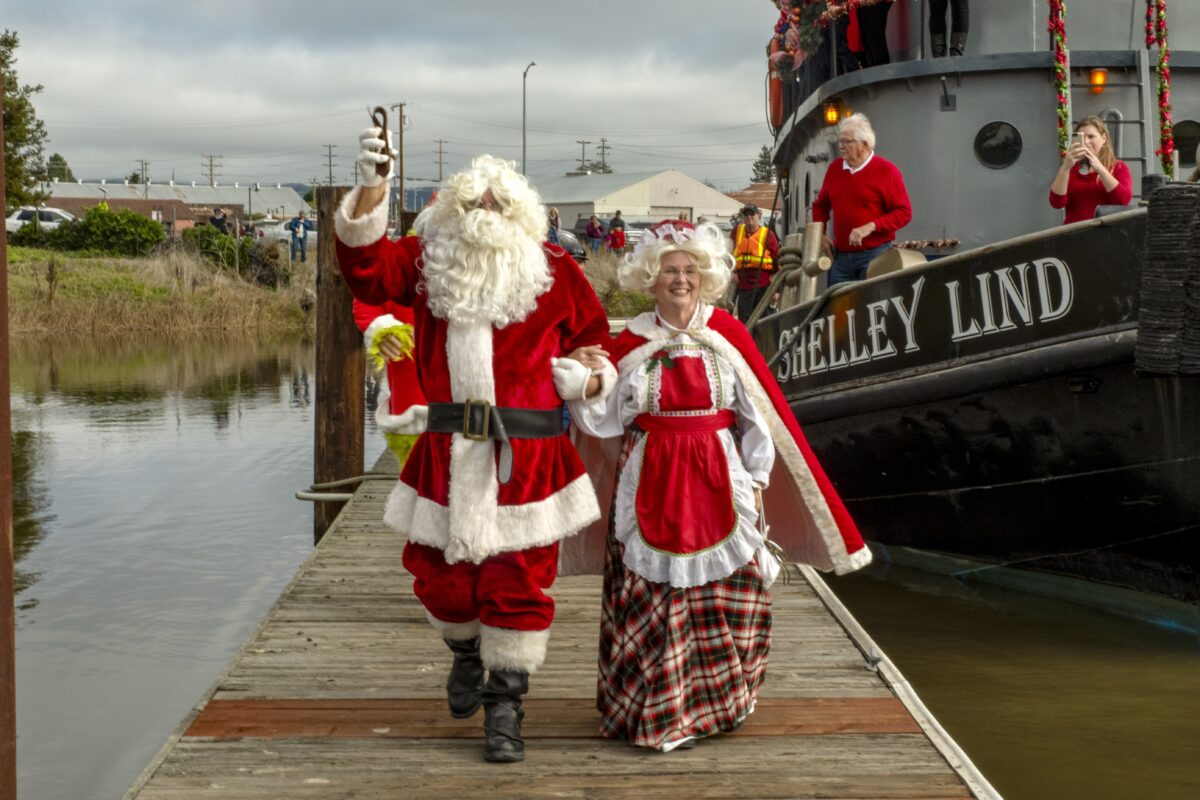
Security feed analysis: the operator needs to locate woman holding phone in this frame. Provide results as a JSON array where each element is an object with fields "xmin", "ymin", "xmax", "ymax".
[{"xmin": 1049, "ymin": 115, "xmax": 1132, "ymax": 224}]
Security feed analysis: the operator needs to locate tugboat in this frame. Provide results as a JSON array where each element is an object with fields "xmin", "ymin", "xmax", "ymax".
[{"xmin": 750, "ymin": 1, "xmax": 1199, "ymax": 610}]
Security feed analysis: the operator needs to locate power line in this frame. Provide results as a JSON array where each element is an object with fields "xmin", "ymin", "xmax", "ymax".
[
  {"xmin": 323, "ymin": 144, "xmax": 338, "ymax": 186},
  {"xmin": 434, "ymin": 139, "xmax": 447, "ymax": 182},
  {"xmin": 575, "ymin": 139, "xmax": 591, "ymax": 171},
  {"xmin": 597, "ymin": 138, "xmax": 610, "ymax": 171},
  {"xmin": 201, "ymin": 153, "xmax": 223, "ymax": 186}
]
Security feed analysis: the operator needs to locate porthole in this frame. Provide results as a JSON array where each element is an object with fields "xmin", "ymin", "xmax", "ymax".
[
  {"xmin": 974, "ymin": 121, "xmax": 1023, "ymax": 169},
  {"xmin": 1175, "ymin": 120, "xmax": 1199, "ymax": 169}
]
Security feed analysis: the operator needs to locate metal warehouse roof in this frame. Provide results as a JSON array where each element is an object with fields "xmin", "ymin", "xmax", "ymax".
[{"xmin": 44, "ymin": 179, "xmax": 309, "ymax": 216}]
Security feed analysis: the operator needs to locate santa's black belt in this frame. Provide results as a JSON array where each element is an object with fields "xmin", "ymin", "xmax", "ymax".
[{"xmin": 426, "ymin": 401, "xmax": 565, "ymax": 484}]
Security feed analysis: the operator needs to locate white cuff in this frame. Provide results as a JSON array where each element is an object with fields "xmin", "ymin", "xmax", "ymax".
[
  {"xmin": 334, "ymin": 185, "xmax": 390, "ymax": 248},
  {"xmin": 363, "ymin": 313, "xmax": 402, "ymax": 351},
  {"xmin": 591, "ymin": 357, "xmax": 618, "ymax": 401},
  {"xmin": 551, "ymin": 357, "xmax": 592, "ymax": 400}
]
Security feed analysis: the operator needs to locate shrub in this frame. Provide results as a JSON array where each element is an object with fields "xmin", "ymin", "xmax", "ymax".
[
  {"xmin": 181, "ymin": 224, "xmax": 241, "ymax": 268},
  {"xmin": 10, "ymin": 205, "xmax": 165, "ymax": 256}
]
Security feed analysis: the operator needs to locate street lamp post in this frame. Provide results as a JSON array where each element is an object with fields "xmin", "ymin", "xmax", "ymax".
[{"xmin": 522, "ymin": 60, "xmax": 536, "ymax": 175}]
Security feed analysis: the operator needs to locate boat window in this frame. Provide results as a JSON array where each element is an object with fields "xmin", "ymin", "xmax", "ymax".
[
  {"xmin": 1175, "ymin": 120, "xmax": 1199, "ymax": 169},
  {"xmin": 974, "ymin": 122, "xmax": 1022, "ymax": 169}
]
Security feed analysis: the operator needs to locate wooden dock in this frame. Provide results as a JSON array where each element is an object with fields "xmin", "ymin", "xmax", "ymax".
[{"xmin": 125, "ymin": 454, "xmax": 998, "ymax": 800}]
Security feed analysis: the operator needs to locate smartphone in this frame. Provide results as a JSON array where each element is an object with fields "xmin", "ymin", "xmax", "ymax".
[{"xmin": 1073, "ymin": 131, "xmax": 1085, "ymax": 149}]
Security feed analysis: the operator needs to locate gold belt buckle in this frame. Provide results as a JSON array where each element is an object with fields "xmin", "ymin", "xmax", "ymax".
[{"xmin": 462, "ymin": 399, "xmax": 491, "ymax": 441}]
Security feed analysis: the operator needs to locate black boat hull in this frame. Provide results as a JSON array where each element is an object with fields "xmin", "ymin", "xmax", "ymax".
[{"xmin": 754, "ymin": 208, "xmax": 1199, "ymax": 604}]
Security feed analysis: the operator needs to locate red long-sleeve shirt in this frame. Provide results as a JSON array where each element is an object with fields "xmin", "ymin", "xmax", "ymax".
[
  {"xmin": 1048, "ymin": 160, "xmax": 1133, "ymax": 224},
  {"xmin": 812, "ymin": 154, "xmax": 912, "ymax": 251}
]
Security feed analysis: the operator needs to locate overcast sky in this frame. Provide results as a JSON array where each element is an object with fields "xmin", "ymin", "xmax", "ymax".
[{"xmin": 3, "ymin": 1, "xmax": 778, "ymax": 191}]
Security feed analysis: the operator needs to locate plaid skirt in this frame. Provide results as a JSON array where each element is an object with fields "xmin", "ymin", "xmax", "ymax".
[{"xmin": 597, "ymin": 432, "xmax": 772, "ymax": 750}]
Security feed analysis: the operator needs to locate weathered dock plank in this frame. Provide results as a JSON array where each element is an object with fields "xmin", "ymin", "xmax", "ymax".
[{"xmin": 125, "ymin": 456, "xmax": 996, "ymax": 800}]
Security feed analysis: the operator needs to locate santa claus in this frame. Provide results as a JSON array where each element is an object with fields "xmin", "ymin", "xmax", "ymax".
[{"xmin": 335, "ymin": 128, "xmax": 615, "ymax": 763}]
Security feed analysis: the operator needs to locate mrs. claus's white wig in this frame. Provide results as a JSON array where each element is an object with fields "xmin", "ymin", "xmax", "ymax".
[{"xmin": 619, "ymin": 220, "xmax": 733, "ymax": 303}]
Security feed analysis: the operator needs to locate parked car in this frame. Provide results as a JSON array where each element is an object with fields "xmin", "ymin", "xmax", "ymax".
[
  {"xmin": 555, "ymin": 228, "xmax": 588, "ymax": 262},
  {"xmin": 6, "ymin": 206, "xmax": 75, "ymax": 234},
  {"xmin": 255, "ymin": 217, "xmax": 317, "ymax": 247}
]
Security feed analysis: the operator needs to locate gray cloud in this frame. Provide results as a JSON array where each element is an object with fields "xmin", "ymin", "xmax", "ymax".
[{"xmin": 5, "ymin": 1, "xmax": 777, "ymax": 189}]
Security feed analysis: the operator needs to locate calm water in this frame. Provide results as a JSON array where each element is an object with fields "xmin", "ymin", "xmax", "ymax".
[{"xmin": 9, "ymin": 339, "xmax": 1199, "ymax": 799}]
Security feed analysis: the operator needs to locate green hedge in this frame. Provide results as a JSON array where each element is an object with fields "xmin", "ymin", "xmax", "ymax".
[{"xmin": 9, "ymin": 205, "xmax": 164, "ymax": 256}]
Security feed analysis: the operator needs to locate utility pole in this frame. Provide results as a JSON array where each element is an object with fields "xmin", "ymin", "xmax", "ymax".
[
  {"xmin": 390, "ymin": 102, "xmax": 406, "ymax": 214},
  {"xmin": 201, "ymin": 153, "xmax": 223, "ymax": 187},
  {"xmin": 434, "ymin": 139, "xmax": 447, "ymax": 182},
  {"xmin": 0, "ymin": 60, "xmax": 18, "ymax": 800},
  {"xmin": 598, "ymin": 138, "xmax": 610, "ymax": 171},
  {"xmin": 576, "ymin": 139, "xmax": 592, "ymax": 171},
  {"xmin": 137, "ymin": 159, "xmax": 149, "ymax": 184},
  {"xmin": 323, "ymin": 144, "xmax": 338, "ymax": 187}
]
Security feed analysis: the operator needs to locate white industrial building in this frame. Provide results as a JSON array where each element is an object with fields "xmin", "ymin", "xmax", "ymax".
[{"xmin": 529, "ymin": 171, "xmax": 743, "ymax": 231}]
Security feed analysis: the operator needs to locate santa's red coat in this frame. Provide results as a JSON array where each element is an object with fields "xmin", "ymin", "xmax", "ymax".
[{"xmin": 337, "ymin": 232, "xmax": 612, "ymax": 564}]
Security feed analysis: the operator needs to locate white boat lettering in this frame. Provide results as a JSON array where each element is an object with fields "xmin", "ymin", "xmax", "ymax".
[
  {"xmin": 866, "ymin": 300, "xmax": 898, "ymax": 358},
  {"xmin": 995, "ymin": 263, "xmax": 1033, "ymax": 331},
  {"xmin": 1034, "ymin": 258, "xmax": 1074, "ymax": 322},
  {"xmin": 949, "ymin": 259, "xmax": 1074, "ymax": 342},
  {"xmin": 808, "ymin": 316, "xmax": 827, "ymax": 373},
  {"xmin": 844, "ymin": 309, "xmax": 873, "ymax": 365},
  {"xmin": 826, "ymin": 313, "xmax": 851, "ymax": 370},
  {"xmin": 776, "ymin": 261, "xmax": 1070, "ymax": 381},
  {"xmin": 890, "ymin": 276, "xmax": 924, "ymax": 353}
]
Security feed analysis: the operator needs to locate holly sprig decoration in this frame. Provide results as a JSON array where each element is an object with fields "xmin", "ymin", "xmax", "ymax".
[
  {"xmin": 645, "ymin": 349, "xmax": 677, "ymax": 376},
  {"xmin": 1147, "ymin": 0, "xmax": 1174, "ymax": 177},
  {"xmin": 819, "ymin": 0, "xmax": 886, "ymax": 26},
  {"xmin": 1049, "ymin": 0, "xmax": 1070, "ymax": 157}
]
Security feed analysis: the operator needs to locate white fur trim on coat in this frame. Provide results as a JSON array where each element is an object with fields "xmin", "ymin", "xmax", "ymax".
[
  {"xmin": 334, "ymin": 184, "xmax": 390, "ymax": 248},
  {"xmin": 480, "ymin": 624, "xmax": 550, "ymax": 673},
  {"xmin": 425, "ymin": 611, "xmax": 481, "ymax": 642},
  {"xmin": 385, "ymin": 472, "xmax": 600, "ymax": 559},
  {"xmin": 443, "ymin": 321, "xmax": 500, "ymax": 564}
]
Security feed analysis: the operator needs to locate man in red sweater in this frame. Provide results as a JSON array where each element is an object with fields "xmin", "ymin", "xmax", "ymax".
[{"xmin": 812, "ymin": 113, "xmax": 912, "ymax": 286}]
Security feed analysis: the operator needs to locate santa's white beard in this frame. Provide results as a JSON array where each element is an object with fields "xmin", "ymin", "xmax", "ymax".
[{"xmin": 422, "ymin": 209, "xmax": 552, "ymax": 327}]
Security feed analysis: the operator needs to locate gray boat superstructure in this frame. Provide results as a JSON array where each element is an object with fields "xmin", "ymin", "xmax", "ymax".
[
  {"xmin": 757, "ymin": 1, "xmax": 1200, "ymax": 613},
  {"xmin": 773, "ymin": 0, "xmax": 1199, "ymax": 249}
]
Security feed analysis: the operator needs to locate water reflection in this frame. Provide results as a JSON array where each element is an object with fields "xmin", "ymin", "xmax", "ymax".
[
  {"xmin": 827, "ymin": 562, "xmax": 1200, "ymax": 800},
  {"xmin": 11, "ymin": 431, "xmax": 53, "ymax": 598},
  {"xmin": 11, "ymin": 335, "xmax": 318, "ymax": 800}
]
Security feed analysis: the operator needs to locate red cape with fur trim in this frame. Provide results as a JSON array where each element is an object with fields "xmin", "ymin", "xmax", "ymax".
[{"xmin": 606, "ymin": 307, "xmax": 869, "ymax": 574}]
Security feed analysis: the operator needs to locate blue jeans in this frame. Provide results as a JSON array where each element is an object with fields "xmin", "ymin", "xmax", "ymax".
[
  {"xmin": 291, "ymin": 237, "xmax": 307, "ymax": 262},
  {"xmin": 588, "ymin": 237, "xmax": 603, "ymax": 252},
  {"xmin": 828, "ymin": 243, "xmax": 889, "ymax": 286}
]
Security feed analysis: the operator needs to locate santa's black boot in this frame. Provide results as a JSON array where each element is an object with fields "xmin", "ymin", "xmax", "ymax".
[
  {"xmin": 481, "ymin": 669, "xmax": 528, "ymax": 763},
  {"xmin": 445, "ymin": 637, "xmax": 485, "ymax": 719}
]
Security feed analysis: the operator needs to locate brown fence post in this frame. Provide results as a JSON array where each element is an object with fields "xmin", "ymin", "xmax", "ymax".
[
  {"xmin": 313, "ymin": 185, "xmax": 363, "ymax": 543},
  {"xmin": 0, "ymin": 61, "xmax": 18, "ymax": 800}
]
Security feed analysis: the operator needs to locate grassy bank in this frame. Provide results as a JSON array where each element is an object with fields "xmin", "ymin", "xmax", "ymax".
[{"xmin": 5, "ymin": 245, "xmax": 315, "ymax": 337}]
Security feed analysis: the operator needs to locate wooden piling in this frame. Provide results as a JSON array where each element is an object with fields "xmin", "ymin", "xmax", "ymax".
[
  {"xmin": 0, "ymin": 61, "xmax": 18, "ymax": 800},
  {"xmin": 312, "ymin": 185, "xmax": 363, "ymax": 543}
]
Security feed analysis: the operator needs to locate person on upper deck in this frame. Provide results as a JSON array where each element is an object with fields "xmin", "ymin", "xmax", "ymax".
[
  {"xmin": 1049, "ymin": 115, "xmax": 1133, "ymax": 224},
  {"xmin": 812, "ymin": 113, "xmax": 912, "ymax": 286}
]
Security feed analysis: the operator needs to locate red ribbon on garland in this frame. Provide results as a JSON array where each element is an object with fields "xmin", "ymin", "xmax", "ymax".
[
  {"xmin": 1147, "ymin": 0, "xmax": 1174, "ymax": 177},
  {"xmin": 1048, "ymin": 1, "xmax": 1070, "ymax": 157}
]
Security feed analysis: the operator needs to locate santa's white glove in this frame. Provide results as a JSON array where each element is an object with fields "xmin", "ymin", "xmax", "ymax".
[
  {"xmin": 551, "ymin": 357, "xmax": 592, "ymax": 401},
  {"xmin": 357, "ymin": 126, "xmax": 397, "ymax": 188}
]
